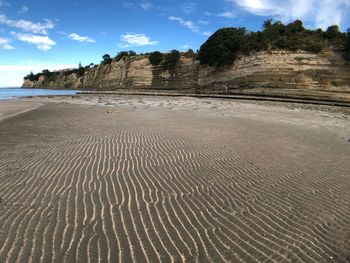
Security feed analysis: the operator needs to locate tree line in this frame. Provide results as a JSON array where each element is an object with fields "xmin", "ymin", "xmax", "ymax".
[
  {"xmin": 198, "ymin": 20, "xmax": 350, "ymax": 66},
  {"xmin": 25, "ymin": 19, "xmax": 350, "ymax": 81}
]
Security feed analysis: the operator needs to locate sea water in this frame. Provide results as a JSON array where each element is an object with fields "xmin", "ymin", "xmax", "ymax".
[{"xmin": 0, "ymin": 88, "xmax": 78, "ymax": 100}]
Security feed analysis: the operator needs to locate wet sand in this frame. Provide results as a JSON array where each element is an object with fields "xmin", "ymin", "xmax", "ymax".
[
  {"xmin": 0, "ymin": 95, "xmax": 350, "ymax": 262},
  {"xmin": 0, "ymin": 100, "xmax": 42, "ymax": 122}
]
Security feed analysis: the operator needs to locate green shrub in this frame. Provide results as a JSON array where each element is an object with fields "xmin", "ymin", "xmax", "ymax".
[
  {"xmin": 163, "ymin": 49, "xmax": 181, "ymax": 68},
  {"xmin": 242, "ymin": 32, "xmax": 267, "ymax": 54},
  {"xmin": 75, "ymin": 67, "xmax": 86, "ymax": 77},
  {"xmin": 183, "ymin": 49, "xmax": 196, "ymax": 59},
  {"xmin": 149, "ymin": 51, "xmax": 163, "ymax": 65},
  {"xmin": 42, "ymin": 69, "xmax": 50, "ymax": 76},
  {"xmin": 115, "ymin": 51, "xmax": 129, "ymax": 62},
  {"xmin": 326, "ymin": 25, "xmax": 341, "ymax": 39},
  {"xmin": 128, "ymin": 50, "xmax": 137, "ymax": 56},
  {"xmin": 198, "ymin": 27, "xmax": 246, "ymax": 66},
  {"xmin": 275, "ymin": 38, "xmax": 288, "ymax": 49},
  {"xmin": 24, "ymin": 72, "xmax": 40, "ymax": 81},
  {"xmin": 286, "ymin": 20, "xmax": 304, "ymax": 34},
  {"xmin": 305, "ymin": 42, "xmax": 323, "ymax": 53},
  {"xmin": 101, "ymin": 54, "xmax": 112, "ymax": 65}
]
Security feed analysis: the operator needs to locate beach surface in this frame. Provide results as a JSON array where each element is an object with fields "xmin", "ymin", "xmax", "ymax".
[
  {"xmin": 0, "ymin": 95, "xmax": 350, "ymax": 262},
  {"xmin": 0, "ymin": 100, "xmax": 42, "ymax": 122}
]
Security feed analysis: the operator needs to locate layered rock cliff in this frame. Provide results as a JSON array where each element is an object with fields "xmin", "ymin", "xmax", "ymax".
[{"xmin": 22, "ymin": 50, "xmax": 350, "ymax": 101}]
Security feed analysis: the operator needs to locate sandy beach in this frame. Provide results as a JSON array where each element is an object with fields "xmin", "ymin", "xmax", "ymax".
[{"xmin": 0, "ymin": 95, "xmax": 349, "ymax": 262}]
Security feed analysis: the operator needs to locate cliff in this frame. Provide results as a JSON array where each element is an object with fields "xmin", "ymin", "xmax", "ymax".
[{"xmin": 22, "ymin": 50, "xmax": 350, "ymax": 101}]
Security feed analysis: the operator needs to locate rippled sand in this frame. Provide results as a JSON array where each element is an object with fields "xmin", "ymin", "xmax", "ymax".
[{"xmin": 0, "ymin": 95, "xmax": 349, "ymax": 262}]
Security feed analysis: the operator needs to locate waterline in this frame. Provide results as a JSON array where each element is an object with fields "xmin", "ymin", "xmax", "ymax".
[{"xmin": 0, "ymin": 88, "xmax": 78, "ymax": 100}]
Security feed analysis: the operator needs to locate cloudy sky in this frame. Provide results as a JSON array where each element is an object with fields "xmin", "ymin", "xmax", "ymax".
[{"xmin": 0, "ymin": 0, "xmax": 349, "ymax": 87}]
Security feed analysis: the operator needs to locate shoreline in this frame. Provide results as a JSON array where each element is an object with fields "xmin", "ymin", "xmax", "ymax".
[
  {"xmin": 18, "ymin": 85, "xmax": 350, "ymax": 106},
  {"xmin": 78, "ymin": 89, "xmax": 350, "ymax": 107}
]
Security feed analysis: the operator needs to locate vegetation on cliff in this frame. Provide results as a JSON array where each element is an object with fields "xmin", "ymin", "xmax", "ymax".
[
  {"xmin": 149, "ymin": 51, "xmax": 163, "ymax": 65},
  {"xmin": 198, "ymin": 27, "xmax": 246, "ymax": 66},
  {"xmin": 345, "ymin": 29, "xmax": 350, "ymax": 60},
  {"xmin": 101, "ymin": 54, "xmax": 113, "ymax": 65},
  {"xmin": 149, "ymin": 49, "xmax": 194, "ymax": 67},
  {"xmin": 162, "ymin": 50, "xmax": 181, "ymax": 68},
  {"xmin": 24, "ymin": 19, "xmax": 349, "ymax": 82},
  {"xmin": 24, "ymin": 64, "xmax": 92, "ymax": 82},
  {"xmin": 198, "ymin": 20, "xmax": 349, "ymax": 66}
]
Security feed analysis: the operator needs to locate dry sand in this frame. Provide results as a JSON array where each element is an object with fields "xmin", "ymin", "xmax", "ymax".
[{"xmin": 0, "ymin": 95, "xmax": 350, "ymax": 262}]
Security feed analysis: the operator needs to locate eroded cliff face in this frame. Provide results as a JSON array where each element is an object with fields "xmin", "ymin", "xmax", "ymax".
[{"xmin": 22, "ymin": 50, "xmax": 350, "ymax": 97}]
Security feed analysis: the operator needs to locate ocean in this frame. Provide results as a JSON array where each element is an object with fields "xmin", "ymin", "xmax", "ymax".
[{"xmin": 0, "ymin": 88, "xmax": 78, "ymax": 100}]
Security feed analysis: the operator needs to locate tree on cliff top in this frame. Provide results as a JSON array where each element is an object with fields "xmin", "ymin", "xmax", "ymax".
[
  {"xmin": 163, "ymin": 50, "xmax": 181, "ymax": 68},
  {"xmin": 183, "ymin": 49, "xmax": 197, "ymax": 59},
  {"xmin": 114, "ymin": 50, "xmax": 137, "ymax": 62},
  {"xmin": 149, "ymin": 51, "xmax": 163, "ymax": 65},
  {"xmin": 128, "ymin": 50, "xmax": 137, "ymax": 56},
  {"xmin": 115, "ymin": 51, "xmax": 129, "ymax": 61},
  {"xmin": 24, "ymin": 71, "xmax": 40, "ymax": 82},
  {"xmin": 326, "ymin": 25, "xmax": 341, "ymax": 39},
  {"xmin": 102, "ymin": 54, "xmax": 112, "ymax": 65},
  {"xmin": 198, "ymin": 19, "xmax": 350, "ymax": 66},
  {"xmin": 262, "ymin": 19, "xmax": 273, "ymax": 30},
  {"xmin": 42, "ymin": 69, "xmax": 50, "ymax": 76},
  {"xmin": 285, "ymin": 20, "xmax": 304, "ymax": 34},
  {"xmin": 198, "ymin": 27, "xmax": 246, "ymax": 66}
]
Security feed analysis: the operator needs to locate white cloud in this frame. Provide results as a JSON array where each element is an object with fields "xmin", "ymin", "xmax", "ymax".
[
  {"xmin": 0, "ymin": 37, "xmax": 14, "ymax": 49},
  {"xmin": 169, "ymin": 16, "xmax": 212, "ymax": 36},
  {"xmin": 169, "ymin": 16, "xmax": 199, "ymax": 32},
  {"xmin": 202, "ymin": 31, "xmax": 212, "ymax": 37},
  {"xmin": 140, "ymin": 2, "xmax": 153, "ymax": 10},
  {"xmin": 228, "ymin": 0, "xmax": 350, "ymax": 29},
  {"xmin": 0, "ymin": 14, "xmax": 54, "ymax": 34},
  {"xmin": 68, "ymin": 33, "xmax": 95, "ymax": 43},
  {"xmin": 18, "ymin": 5, "xmax": 29, "ymax": 14},
  {"xmin": 119, "ymin": 33, "xmax": 159, "ymax": 47},
  {"xmin": 218, "ymin": 10, "xmax": 236, "ymax": 18},
  {"xmin": 11, "ymin": 32, "xmax": 56, "ymax": 51}
]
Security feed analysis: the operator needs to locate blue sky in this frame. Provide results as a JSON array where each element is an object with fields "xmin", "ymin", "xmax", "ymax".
[{"xmin": 1, "ymin": 0, "xmax": 349, "ymax": 87}]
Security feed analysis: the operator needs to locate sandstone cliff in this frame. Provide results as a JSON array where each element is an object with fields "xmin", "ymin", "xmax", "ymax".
[{"xmin": 22, "ymin": 50, "xmax": 350, "ymax": 101}]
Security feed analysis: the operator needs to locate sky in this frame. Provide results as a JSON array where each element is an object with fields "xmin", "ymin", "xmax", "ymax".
[{"xmin": 0, "ymin": 0, "xmax": 349, "ymax": 87}]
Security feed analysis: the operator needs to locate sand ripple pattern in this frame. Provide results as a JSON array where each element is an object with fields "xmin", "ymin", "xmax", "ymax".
[{"xmin": 0, "ymin": 103, "xmax": 350, "ymax": 263}]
